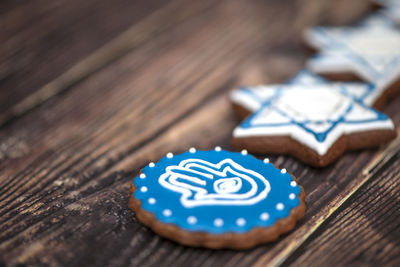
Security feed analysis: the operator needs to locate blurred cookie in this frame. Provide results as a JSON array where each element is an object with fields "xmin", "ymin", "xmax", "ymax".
[
  {"xmin": 372, "ymin": 0, "xmax": 400, "ymax": 24},
  {"xmin": 304, "ymin": 14, "xmax": 400, "ymax": 109}
]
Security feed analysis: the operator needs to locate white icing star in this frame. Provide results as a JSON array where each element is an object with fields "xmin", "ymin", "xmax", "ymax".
[
  {"xmin": 233, "ymin": 82, "xmax": 394, "ymax": 157},
  {"xmin": 230, "ymin": 70, "xmax": 375, "ymax": 113},
  {"xmin": 305, "ymin": 14, "xmax": 400, "ymax": 105}
]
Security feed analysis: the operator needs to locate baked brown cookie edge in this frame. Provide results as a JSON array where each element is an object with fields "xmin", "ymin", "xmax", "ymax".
[
  {"xmin": 129, "ymin": 174, "xmax": 306, "ymax": 249},
  {"xmin": 231, "ymin": 129, "xmax": 397, "ymax": 167}
]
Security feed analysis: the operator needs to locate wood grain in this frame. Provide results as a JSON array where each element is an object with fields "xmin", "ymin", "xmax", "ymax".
[
  {"xmin": 0, "ymin": 0, "xmax": 221, "ymax": 127},
  {"xmin": 282, "ymin": 140, "xmax": 400, "ymax": 266},
  {"xmin": 2, "ymin": 0, "xmax": 399, "ymax": 266},
  {"xmin": 0, "ymin": 0, "xmax": 170, "ymax": 116}
]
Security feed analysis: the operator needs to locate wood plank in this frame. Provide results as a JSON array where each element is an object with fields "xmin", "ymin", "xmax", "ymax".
[
  {"xmin": 0, "ymin": 0, "xmax": 300, "ymax": 249},
  {"xmin": 0, "ymin": 0, "xmax": 267, "ymax": 174},
  {"xmin": 0, "ymin": 0, "xmax": 225, "ymax": 167},
  {"xmin": 0, "ymin": 0, "xmax": 370, "ymax": 127},
  {"xmin": 282, "ymin": 145, "xmax": 400, "ymax": 266},
  {"xmin": 250, "ymin": 97, "xmax": 400, "ymax": 267},
  {"xmin": 2, "ymin": 97, "xmax": 398, "ymax": 267},
  {"xmin": 1, "ymin": 0, "xmax": 393, "ymax": 266},
  {"xmin": 0, "ymin": 0, "xmax": 179, "ymax": 123},
  {"xmin": 3, "ymin": 96, "xmax": 398, "ymax": 266},
  {"xmin": 0, "ymin": 95, "xmax": 236, "ymax": 266}
]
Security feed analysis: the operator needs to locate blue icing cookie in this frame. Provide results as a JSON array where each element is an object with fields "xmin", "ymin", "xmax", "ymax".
[{"xmin": 131, "ymin": 148, "xmax": 304, "ymax": 244}]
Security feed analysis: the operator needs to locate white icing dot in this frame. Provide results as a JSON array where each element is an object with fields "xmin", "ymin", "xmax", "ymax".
[
  {"xmin": 189, "ymin": 147, "xmax": 196, "ymax": 153},
  {"xmin": 260, "ymin": 212, "xmax": 269, "ymax": 221},
  {"xmin": 276, "ymin": 203, "xmax": 284, "ymax": 210},
  {"xmin": 241, "ymin": 149, "xmax": 248, "ymax": 155},
  {"xmin": 148, "ymin": 198, "xmax": 156, "ymax": 204},
  {"xmin": 187, "ymin": 216, "xmax": 197, "ymax": 224},
  {"xmin": 290, "ymin": 181, "xmax": 297, "ymax": 187},
  {"xmin": 215, "ymin": 146, "xmax": 222, "ymax": 152},
  {"xmin": 149, "ymin": 162, "xmax": 155, "ymax": 168},
  {"xmin": 263, "ymin": 158, "xmax": 270, "ymax": 163},
  {"xmin": 289, "ymin": 193, "xmax": 296, "ymax": 200},
  {"xmin": 139, "ymin": 173, "xmax": 146, "ymax": 179},
  {"xmin": 140, "ymin": 186, "xmax": 148, "ymax": 193},
  {"xmin": 214, "ymin": 218, "xmax": 224, "ymax": 227},
  {"xmin": 163, "ymin": 209, "xmax": 172, "ymax": 217},
  {"xmin": 236, "ymin": 218, "xmax": 246, "ymax": 226},
  {"xmin": 281, "ymin": 168, "xmax": 287, "ymax": 174},
  {"xmin": 167, "ymin": 152, "xmax": 173, "ymax": 159}
]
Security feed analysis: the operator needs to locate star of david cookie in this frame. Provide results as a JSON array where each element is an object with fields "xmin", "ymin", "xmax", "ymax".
[
  {"xmin": 230, "ymin": 70, "xmax": 376, "ymax": 120},
  {"xmin": 130, "ymin": 148, "xmax": 306, "ymax": 249},
  {"xmin": 231, "ymin": 84, "xmax": 396, "ymax": 167},
  {"xmin": 373, "ymin": 0, "xmax": 400, "ymax": 24},
  {"xmin": 304, "ymin": 14, "xmax": 400, "ymax": 109}
]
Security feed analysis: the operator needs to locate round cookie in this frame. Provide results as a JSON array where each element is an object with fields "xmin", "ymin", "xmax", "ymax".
[{"xmin": 130, "ymin": 148, "xmax": 306, "ymax": 249}]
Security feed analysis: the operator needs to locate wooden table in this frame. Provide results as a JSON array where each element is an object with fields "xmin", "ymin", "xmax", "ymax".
[{"xmin": 1, "ymin": 0, "xmax": 399, "ymax": 266}]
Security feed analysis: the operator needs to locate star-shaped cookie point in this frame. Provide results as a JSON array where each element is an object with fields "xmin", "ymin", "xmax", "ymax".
[
  {"xmin": 373, "ymin": 0, "xmax": 400, "ymax": 25},
  {"xmin": 230, "ymin": 70, "xmax": 375, "ymax": 120},
  {"xmin": 305, "ymin": 14, "xmax": 400, "ymax": 108},
  {"xmin": 231, "ymin": 80, "xmax": 396, "ymax": 167}
]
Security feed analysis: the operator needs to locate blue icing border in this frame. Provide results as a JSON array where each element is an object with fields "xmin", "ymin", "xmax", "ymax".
[{"xmin": 133, "ymin": 149, "xmax": 302, "ymax": 234}]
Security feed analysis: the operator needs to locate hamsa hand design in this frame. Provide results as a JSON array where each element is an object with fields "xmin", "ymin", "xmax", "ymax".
[{"xmin": 159, "ymin": 158, "xmax": 270, "ymax": 208}]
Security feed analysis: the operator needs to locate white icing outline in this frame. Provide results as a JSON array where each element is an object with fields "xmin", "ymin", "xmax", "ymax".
[{"xmin": 158, "ymin": 159, "xmax": 271, "ymax": 208}]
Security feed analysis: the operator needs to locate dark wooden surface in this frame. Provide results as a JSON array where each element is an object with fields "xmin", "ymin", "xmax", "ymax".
[{"xmin": 0, "ymin": 0, "xmax": 399, "ymax": 266}]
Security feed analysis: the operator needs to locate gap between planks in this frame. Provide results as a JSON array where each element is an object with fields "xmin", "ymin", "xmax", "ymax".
[{"xmin": 251, "ymin": 132, "xmax": 400, "ymax": 267}]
